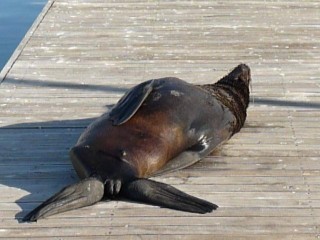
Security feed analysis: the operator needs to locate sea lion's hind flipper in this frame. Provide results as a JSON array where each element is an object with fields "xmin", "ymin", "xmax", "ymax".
[
  {"xmin": 22, "ymin": 176, "xmax": 104, "ymax": 222},
  {"xmin": 109, "ymin": 80, "xmax": 155, "ymax": 125},
  {"xmin": 120, "ymin": 179, "xmax": 218, "ymax": 214}
]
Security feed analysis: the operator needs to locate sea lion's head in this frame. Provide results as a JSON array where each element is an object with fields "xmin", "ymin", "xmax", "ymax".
[
  {"xmin": 211, "ymin": 64, "xmax": 251, "ymax": 134},
  {"xmin": 216, "ymin": 63, "xmax": 251, "ymax": 90},
  {"xmin": 228, "ymin": 63, "xmax": 251, "ymax": 88}
]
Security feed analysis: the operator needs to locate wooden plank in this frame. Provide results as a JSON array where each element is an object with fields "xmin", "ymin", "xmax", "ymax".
[
  {"xmin": 0, "ymin": 225, "xmax": 318, "ymax": 238},
  {"xmin": 0, "ymin": 235, "xmax": 317, "ymax": 240}
]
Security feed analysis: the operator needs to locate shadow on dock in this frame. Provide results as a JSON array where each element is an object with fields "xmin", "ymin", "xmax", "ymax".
[
  {"xmin": 252, "ymin": 98, "xmax": 320, "ymax": 109},
  {"xmin": 2, "ymin": 77, "xmax": 320, "ymax": 109},
  {"xmin": 2, "ymin": 77, "xmax": 129, "ymax": 93},
  {"xmin": 0, "ymin": 118, "xmax": 96, "ymax": 222}
]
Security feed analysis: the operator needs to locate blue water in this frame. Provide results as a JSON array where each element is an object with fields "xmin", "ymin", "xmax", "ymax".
[{"xmin": 0, "ymin": 0, "xmax": 47, "ymax": 72}]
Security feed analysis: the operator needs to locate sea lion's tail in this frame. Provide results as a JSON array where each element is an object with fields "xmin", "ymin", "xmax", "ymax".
[
  {"xmin": 22, "ymin": 176, "xmax": 104, "ymax": 222},
  {"xmin": 120, "ymin": 178, "xmax": 218, "ymax": 214}
]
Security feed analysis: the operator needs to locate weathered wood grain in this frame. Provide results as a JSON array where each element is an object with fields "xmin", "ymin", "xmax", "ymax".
[{"xmin": 0, "ymin": 0, "xmax": 319, "ymax": 239}]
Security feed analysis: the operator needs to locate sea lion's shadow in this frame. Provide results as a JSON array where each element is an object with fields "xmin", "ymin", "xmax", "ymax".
[
  {"xmin": 0, "ymin": 117, "xmax": 99, "ymax": 222},
  {"xmin": 1, "ymin": 78, "xmax": 131, "ymax": 222}
]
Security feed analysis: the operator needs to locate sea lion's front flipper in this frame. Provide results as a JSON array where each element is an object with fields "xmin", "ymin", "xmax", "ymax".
[
  {"xmin": 151, "ymin": 151, "xmax": 201, "ymax": 177},
  {"xmin": 109, "ymin": 80, "xmax": 155, "ymax": 125},
  {"xmin": 120, "ymin": 179, "xmax": 217, "ymax": 214},
  {"xmin": 22, "ymin": 176, "xmax": 104, "ymax": 222},
  {"xmin": 151, "ymin": 136, "xmax": 222, "ymax": 177}
]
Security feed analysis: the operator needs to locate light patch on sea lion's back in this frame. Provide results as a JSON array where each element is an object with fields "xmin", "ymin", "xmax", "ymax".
[
  {"xmin": 152, "ymin": 92, "xmax": 162, "ymax": 101},
  {"xmin": 170, "ymin": 90, "xmax": 184, "ymax": 97}
]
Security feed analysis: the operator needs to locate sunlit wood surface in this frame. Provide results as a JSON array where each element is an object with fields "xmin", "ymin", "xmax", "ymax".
[{"xmin": 0, "ymin": 0, "xmax": 319, "ymax": 239}]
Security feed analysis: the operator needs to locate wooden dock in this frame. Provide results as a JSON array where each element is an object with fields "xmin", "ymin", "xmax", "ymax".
[{"xmin": 1, "ymin": 0, "xmax": 319, "ymax": 239}]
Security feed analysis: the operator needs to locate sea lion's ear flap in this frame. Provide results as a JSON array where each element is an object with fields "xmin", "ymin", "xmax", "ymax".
[{"xmin": 109, "ymin": 80, "xmax": 155, "ymax": 125}]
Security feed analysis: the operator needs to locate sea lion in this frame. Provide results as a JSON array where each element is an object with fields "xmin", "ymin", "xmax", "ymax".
[{"xmin": 23, "ymin": 64, "xmax": 251, "ymax": 222}]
